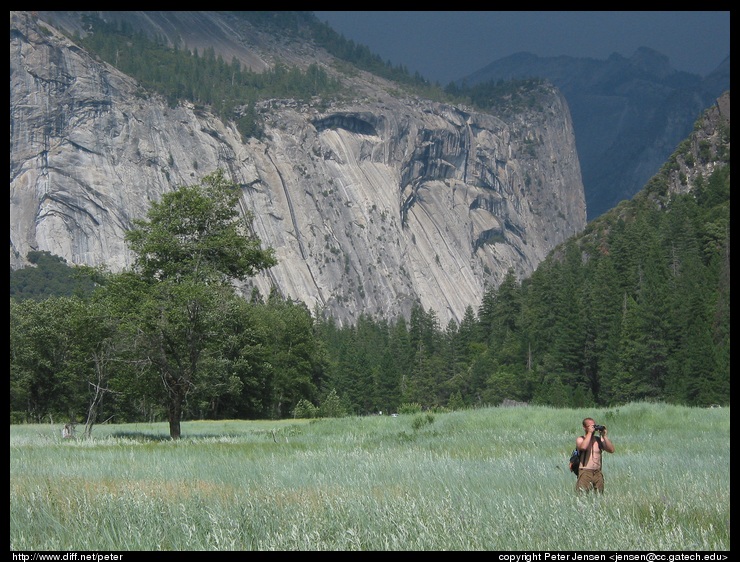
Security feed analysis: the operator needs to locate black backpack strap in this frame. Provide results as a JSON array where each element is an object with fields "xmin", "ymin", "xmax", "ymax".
[{"xmin": 577, "ymin": 436, "xmax": 586, "ymax": 467}]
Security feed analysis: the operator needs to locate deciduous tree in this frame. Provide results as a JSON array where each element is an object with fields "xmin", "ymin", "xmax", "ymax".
[{"xmin": 114, "ymin": 170, "xmax": 276, "ymax": 439}]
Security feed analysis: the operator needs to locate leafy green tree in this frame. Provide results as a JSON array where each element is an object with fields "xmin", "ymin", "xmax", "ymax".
[
  {"xmin": 488, "ymin": 269, "xmax": 525, "ymax": 366},
  {"xmin": 450, "ymin": 305, "xmax": 480, "ymax": 372},
  {"xmin": 111, "ymin": 170, "xmax": 276, "ymax": 439},
  {"xmin": 404, "ymin": 304, "xmax": 445, "ymax": 407},
  {"xmin": 531, "ymin": 368, "xmax": 572, "ymax": 407},
  {"xmin": 319, "ymin": 388, "xmax": 347, "ymax": 418},
  {"xmin": 632, "ymin": 226, "xmax": 672, "ymax": 399},
  {"xmin": 68, "ymin": 295, "xmax": 122, "ymax": 437},
  {"xmin": 483, "ymin": 366, "xmax": 526, "ymax": 406},
  {"xmin": 391, "ymin": 316, "xmax": 413, "ymax": 399},
  {"xmin": 477, "ymin": 284, "xmax": 496, "ymax": 344},
  {"xmin": 202, "ymin": 296, "xmax": 274, "ymax": 420},
  {"xmin": 10, "ymin": 296, "xmax": 118, "ymax": 431},
  {"xmin": 352, "ymin": 314, "xmax": 385, "ymax": 413},
  {"xmin": 520, "ymin": 262, "xmax": 559, "ymax": 372},
  {"xmin": 10, "ymin": 251, "xmax": 98, "ymax": 300},
  {"xmin": 258, "ymin": 294, "xmax": 326, "ymax": 419},
  {"xmin": 439, "ymin": 318, "xmax": 465, "ymax": 403},
  {"xmin": 293, "ymin": 398, "xmax": 319, "ymax": 419},
  {"xmin": 466, "ymin": 350, "xmax": 497, "ymax": 407},
  {"xmin": 581, "ymin": 249, "xmax": 622, "ymax": 402},
  {"xmin": 548, "ymin": 242, "xmax": 587, "ymax": 390},
  {"xmin": 611, "ymin": 294, "xmax": 655, "ymax": 403},
  {"xmin": 372, "ymin": 318, "xmax": 402, "ymax": 414},
  {"xmin": 10, "ymin": 297, "xmax": 82, "ymax": 423}
]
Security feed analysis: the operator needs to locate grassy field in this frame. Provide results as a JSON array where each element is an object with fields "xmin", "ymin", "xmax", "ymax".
[{"xmin": 10, "ymin": 402, "xmax": 729, "ymax": 551}]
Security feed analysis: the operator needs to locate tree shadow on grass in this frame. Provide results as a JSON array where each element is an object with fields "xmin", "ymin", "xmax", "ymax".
[
  {"xmin": 107, "ymin": 431, "xmax": 261, "ymax": 442},
  {"xmin": 109, "ymin": 431, "xmax": 173, "ymax": 442}
]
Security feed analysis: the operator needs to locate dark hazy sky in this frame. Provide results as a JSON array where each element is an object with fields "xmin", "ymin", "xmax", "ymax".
[{"xmin": 313, "ymin": 11, "xmax": 730, "ymax": 85}]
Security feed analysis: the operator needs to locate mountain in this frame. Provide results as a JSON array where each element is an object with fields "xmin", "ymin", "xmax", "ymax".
[
  {"xmin": 9, "ymin": 11, "xmax": 586, "ymax": 327},
  {"xmin": 461, "ymin": 48, "xmax": 730, "ymax": 220},
  {"xmin": 559, "ymin": 89, "xmax": 730, "ymax": 261}
]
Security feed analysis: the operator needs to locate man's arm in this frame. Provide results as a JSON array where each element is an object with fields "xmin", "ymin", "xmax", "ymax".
[{"xmin": 600, "ymin": 430, "xmax": 615, "ymax": 453}]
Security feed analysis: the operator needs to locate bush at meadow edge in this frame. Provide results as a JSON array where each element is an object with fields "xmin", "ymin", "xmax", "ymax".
[{"xmin": 10, "ymin": 402, "xmax": 729, "ymax": 551}]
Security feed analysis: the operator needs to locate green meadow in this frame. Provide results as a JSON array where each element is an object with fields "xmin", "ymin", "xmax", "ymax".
[{"xmin": 10, "ymin": 403, "xmax": 729, "ymax": 551}]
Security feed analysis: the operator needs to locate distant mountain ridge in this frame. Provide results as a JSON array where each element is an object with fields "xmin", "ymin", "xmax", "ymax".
[{"xmin": 462, "ymin": 47, "xmax": 730, "ymax": 220}]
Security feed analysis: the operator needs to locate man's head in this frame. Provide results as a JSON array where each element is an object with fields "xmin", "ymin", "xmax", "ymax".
[{"xmin": 582, "ymin": 417, "xmax": 594, "ymax": 429}]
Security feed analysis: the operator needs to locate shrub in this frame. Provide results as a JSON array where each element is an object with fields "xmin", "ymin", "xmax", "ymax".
[
  {"xmin": 398, "ymin": 402, "xmax": 422, "ymax": 415},
  {"xmin": 293, "ymin": 399, "xmax": 318, "ymax": 419},
  {"xmin": 319, "ymin": 389, "xmax": 347, "ymax": 418}
]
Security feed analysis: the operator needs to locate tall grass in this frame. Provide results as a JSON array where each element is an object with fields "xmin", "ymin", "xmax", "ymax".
[{"xmin": 10, "ymin": 403, "xmax": 729, "ymax": 551}]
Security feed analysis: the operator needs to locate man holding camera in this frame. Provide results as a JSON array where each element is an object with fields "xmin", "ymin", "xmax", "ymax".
[{"xmin": 575, "ymin": 417, "xmax": 615, "ymax": 493}]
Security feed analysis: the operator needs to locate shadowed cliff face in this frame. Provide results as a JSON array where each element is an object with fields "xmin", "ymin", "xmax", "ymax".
[
  {"xmin": 9, "ymin": 11, "xmax": 586, "ymax": 326},
  {"xmin": 463, "ymin": 49, "xmax": 730, "ymax": 221}
]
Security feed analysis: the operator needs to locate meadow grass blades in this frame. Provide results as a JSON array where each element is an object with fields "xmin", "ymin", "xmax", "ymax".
[{"xmin": 10, "ymin": 402, "xmax": 729, "ymax": 550}]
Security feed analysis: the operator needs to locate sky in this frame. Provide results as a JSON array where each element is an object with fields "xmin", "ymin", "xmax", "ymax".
[{"xmin": 313, "ymin": 11, "xmax": 730, "ymax": 86}]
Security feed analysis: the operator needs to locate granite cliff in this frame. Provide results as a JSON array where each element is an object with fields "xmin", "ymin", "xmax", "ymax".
[{"xmin": 9, "ymin": 11, "xmax": 586, "ymax": 325}]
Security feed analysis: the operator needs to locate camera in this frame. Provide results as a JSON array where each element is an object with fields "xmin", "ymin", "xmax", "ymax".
[{"xmin": 594, "ymin": 424, "xmax": 606, "ymax": 432}]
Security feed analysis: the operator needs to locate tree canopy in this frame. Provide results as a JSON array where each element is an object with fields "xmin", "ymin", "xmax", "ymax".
[{"xmin": 109, "ymin": 170, "xmax": 277, "ymax": 439}]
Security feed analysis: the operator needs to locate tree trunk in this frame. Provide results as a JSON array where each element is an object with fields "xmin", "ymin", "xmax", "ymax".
[
  {"xmin": 84, "ymin": 404, "xmax": 97, "ymax": 439},
  {"xmin": 168, "ymin": 398, "xmax": 182, "ymax": 440}
]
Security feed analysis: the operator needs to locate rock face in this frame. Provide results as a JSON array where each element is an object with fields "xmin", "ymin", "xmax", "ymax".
[
  {"xmin": 665, "ymin": 91, "xmax": 731, "ymax": 197},
  {"xmin": 9, "ymin": 11, "xmax": 586, "ymax": 326}
]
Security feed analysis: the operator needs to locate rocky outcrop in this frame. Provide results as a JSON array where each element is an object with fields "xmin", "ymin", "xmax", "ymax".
[
  {"xmin": 9, "ymin": 11, "xmax": 586, "ymax": 326},
  {"xmin": 665, "ymin": 90, "xmax": 730, "ymax": 196}
]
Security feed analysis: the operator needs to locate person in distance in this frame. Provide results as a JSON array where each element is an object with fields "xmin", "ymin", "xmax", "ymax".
[{"xmin": 575, "ymin": 417, "xmax": 615, "ymax": 493}]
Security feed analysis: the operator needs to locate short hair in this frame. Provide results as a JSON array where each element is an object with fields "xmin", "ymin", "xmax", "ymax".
[{"xmin": 582, "ymin": 417, "xmax": 594, "ymax": 427}]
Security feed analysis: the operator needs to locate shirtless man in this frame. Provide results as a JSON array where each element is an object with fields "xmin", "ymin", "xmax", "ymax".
[{"xmin": 576, "ymin": 417, "xmax": 615, "ymax": 493}]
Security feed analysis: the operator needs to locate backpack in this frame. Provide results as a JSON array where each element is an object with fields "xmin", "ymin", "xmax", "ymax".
[
  {"xmin": 568, "ymin": 449, "xmax": 582, "ymax": 475},
  {"xmin": 569, "ymin": 436, "xmax": 602, "ymax": 476}
]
